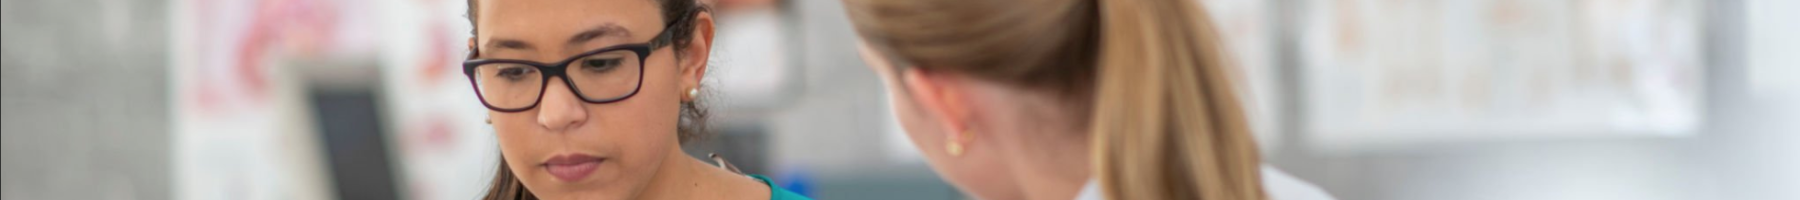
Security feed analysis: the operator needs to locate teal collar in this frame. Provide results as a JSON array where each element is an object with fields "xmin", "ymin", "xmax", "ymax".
[{"xmin": 748, "ymin": 174, "xmax": 814, "ymax": 200}]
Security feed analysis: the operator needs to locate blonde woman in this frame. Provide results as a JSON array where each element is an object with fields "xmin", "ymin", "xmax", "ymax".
[{"xmin": 841, "ymin": 0, "xmax": 1335, "ymax": 199}]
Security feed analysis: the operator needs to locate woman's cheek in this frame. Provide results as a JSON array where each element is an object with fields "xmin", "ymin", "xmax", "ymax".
[{"xmin": 490, "ymin": 112, "xmax": 546, "ymax": 177}]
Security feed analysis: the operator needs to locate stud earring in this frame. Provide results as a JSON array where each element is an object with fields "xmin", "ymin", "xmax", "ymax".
[
  {"xmin": 947, "ymin": 130, "xmax": 969, "ymax": 156},
  {"xmin": 947, "ymin": 141, "xmax": 964, "ymax": 156},
  {"xmin": 687, "ymin": 88, "xmax": 699, "ymax": 99}
]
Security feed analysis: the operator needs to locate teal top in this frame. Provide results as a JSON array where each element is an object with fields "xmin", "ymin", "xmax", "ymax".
[{"xmin": 749, "ymin": 174, "xmax": 813, "ymax": 200}]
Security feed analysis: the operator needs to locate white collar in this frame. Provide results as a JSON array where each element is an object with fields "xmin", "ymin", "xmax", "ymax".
[
  {"xmin": 1069, "ymin": 165, "xmax": 1337, "ymax": 200},
  {"xmin": 1073, "ymin": 178, "xmax": 1104, "ymax": 200}
]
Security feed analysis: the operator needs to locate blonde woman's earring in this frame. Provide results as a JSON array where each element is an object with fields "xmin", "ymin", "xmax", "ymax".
[{"xmin": 947, "ymin": 130, "xmax": 968, "ymax": 156}]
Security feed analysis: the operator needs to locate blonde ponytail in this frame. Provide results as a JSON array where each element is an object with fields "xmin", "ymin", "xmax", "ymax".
[
  {"xmin": 843, "ymin": 0, "xmax": 1266, "ymax": 198},
  {"xmin": 1091, "ymin": 0, "xmax": 1265, "ymax": 199}
]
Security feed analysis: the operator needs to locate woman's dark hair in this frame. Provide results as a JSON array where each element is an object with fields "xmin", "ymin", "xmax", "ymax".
[{"xmin": 467, "ymin": 0, "xmax": 710, "ymax": 199}]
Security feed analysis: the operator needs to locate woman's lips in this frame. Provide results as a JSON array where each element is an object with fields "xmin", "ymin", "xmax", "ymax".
[{"xmin": 543, "ymin": 154, "xmax": 604, "ymax": 182}]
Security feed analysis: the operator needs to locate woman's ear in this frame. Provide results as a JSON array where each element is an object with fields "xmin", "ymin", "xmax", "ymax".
[
  {"xmin": 899, "ymin": 68, "xmax": 973, "ymax": 139},
  {"xmin": 679, "ymin": 12, "xmax": 716, "ymax": 92}
]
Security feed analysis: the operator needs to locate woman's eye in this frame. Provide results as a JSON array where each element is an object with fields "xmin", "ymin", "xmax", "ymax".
[
  {"xmin": 581, "ymin": 58, "xmax": 622, "ymax": 72},
  {"xmin": 495, "ymin": 66, "xmax": 537, "ymax": 81}
]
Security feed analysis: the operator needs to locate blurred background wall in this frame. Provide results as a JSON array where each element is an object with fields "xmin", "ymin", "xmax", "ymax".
[
  {"xmin": 4, "ymin": 0, "xmax": 1797, "ymax": 200},
  {"xmin": 1265, "ymin": 1, "xmax": 1800, "ymax": 200},
  {"xmin": 3, "ymin": 0, "xmax": 174, "ymax": 199}
]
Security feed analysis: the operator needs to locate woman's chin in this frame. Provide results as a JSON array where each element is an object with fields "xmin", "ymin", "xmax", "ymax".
[
  {"xmin": 524, "ymin": 163, "xmax": 634, "ymax": 199},
  {"xmin": 529, "ymin": 183, "xmax": 632, "ymax": 200}
]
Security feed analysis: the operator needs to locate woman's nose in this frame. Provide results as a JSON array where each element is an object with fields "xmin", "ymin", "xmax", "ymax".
[{"xmin": 537, "ymin": 77, "xmax": 588, "ymax": 132}]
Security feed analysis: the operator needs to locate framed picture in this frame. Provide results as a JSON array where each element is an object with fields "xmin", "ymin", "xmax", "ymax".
[{"xmin": 1297, "ymin": 0, "xmax": 1705, "ymax": 150}]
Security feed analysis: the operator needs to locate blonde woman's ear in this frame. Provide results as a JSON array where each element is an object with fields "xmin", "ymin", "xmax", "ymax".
[{"xmin": 899, "ymin": 68, "xmax": 980, "ymax": 155}]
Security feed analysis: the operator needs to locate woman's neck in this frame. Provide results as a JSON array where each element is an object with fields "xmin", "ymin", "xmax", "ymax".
[
  {"xmin": 1014, "ymin": 139, "xmax": 1093, "ymax": 200},
  {"xmin": 996, "ymin": 96, "xmax": 1094, "ymax": 200},
  {"xmin": 1008, "ymin": 123, "xmax": 1094, "ymax": 200},
  {"xmin": 633, "ymin": 148, "xmax": 771, "ymax": 200}
]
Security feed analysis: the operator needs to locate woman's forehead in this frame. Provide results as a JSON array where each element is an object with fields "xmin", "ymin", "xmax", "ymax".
[{"xmin": 475, "ymin": 0, "xmax": 663, "ymax": 43}]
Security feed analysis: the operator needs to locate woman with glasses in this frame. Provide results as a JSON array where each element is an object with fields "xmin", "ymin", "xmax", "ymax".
[
  {"xmin": 462, "ymin": 0, "xmax": 808, "ymax": 199},
  {"xmin": 841, "ymin": 0, "xmax": 1335, "ymax": 199}
]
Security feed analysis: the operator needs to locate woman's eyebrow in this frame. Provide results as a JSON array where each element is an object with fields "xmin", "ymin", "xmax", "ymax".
[
  {"xmin": 487, "ymin": 39, "xmax": 534, "ymax": 51},
  {"xmin": 568, "ymin": 24, "xmax": 633, "ymax": 45}
]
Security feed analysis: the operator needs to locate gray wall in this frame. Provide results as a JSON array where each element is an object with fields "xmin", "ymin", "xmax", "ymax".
[{"xmin": 2, "ymin": 0, "xmax": 173, "ymax": 199}]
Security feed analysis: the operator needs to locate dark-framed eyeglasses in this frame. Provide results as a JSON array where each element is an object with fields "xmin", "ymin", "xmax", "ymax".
[{"xmin": 462, "ymin": 19, "xmax": 682, "ymax": 112}]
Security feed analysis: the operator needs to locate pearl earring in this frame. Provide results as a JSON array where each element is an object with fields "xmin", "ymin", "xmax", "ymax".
[{"xmin": 687, "ymin": 88, "xmax": 699, "ymax": 99}]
